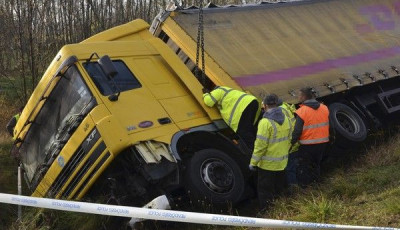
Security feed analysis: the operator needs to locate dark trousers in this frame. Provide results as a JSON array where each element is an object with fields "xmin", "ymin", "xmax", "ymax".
[
  {"xmin": 257, "ymin": 169, "xmax": 286, "ymax": 209},
  {"xmin": 286, "ymin": 151, "xmax": 299, "ymax": 186},
  {"xmin": 237, "ymin": 100, "xmax": 259, "ymax": 151},
  {"xmin": 297, "ymin": 143, "xmax": 328, "ymax": 186}
]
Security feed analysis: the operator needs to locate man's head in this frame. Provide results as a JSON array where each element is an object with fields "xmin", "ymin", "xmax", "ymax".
[
  {"xmin": 298, "ymin": 87, "xmax": 314, "ymax": 103},
  {"xmin": 18, "ymin": 106, "xmax": 24, "ymax": 114},
  {"xmin": 263, "ymin": 94, "xmax": 279, "ymax": 110}
]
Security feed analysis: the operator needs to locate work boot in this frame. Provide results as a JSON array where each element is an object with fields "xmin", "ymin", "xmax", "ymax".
[{"xmin": 287, "ymin": 184, "xmax": 301, "ymax": 196}]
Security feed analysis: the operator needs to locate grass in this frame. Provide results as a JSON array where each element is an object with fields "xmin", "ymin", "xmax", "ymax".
[
  {"xmin": 295, "ymin": 193, "xmax": 339, "ymax": 223},
  {"xmin": 264, "ymin": 130, "xmax": 400, "ymax": 228},
  {"xmin": 9, "ymin": 209, "xmax": 107, "ymax": 230},
  {"xmin": 0, "ymin": 132, "xmax": 18, "ymax": 227},
  {"xmin": 0, "ymin": 95, "xmax": 23, "ymax": 228}
]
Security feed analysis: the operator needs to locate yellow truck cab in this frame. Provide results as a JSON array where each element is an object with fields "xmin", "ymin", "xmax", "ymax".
[{"xmin": 13, "ymin": 20, "xmax": 249, "ymax": 206}]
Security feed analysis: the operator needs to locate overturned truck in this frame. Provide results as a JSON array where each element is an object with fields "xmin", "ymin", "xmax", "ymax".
[{"xmin": 12, "ymin": 0, "xmax": 400, "ymax": 208}]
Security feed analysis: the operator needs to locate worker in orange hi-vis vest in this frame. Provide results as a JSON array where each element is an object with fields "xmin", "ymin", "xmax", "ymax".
[{"xmin": 291, "ymin": 87, "xmax": 329, "ymax": 186}]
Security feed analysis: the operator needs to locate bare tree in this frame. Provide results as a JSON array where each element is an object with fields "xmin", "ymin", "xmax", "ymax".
[{"xmin": 0, "ymin": 0, "xmax": 259, "ymax": 103}]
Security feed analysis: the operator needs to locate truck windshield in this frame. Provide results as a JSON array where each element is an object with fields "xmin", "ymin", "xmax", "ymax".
[{"xmin": 19, "ymin": 65, "xmax": 95, "ymax": 184}]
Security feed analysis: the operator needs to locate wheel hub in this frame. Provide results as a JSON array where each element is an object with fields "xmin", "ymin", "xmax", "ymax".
[
  {"xmin": 336, "ymin": 111, "xmax": 360, "ymax": 133},
  {"xmin": 201, "ymin": 160, "xmax": 234, "ymax": 193}
]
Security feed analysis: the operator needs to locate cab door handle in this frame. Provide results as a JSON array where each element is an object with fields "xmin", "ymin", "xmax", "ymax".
[{"xmin": 158, "ymin": 117, "xmax": 171, "ymax": 125}]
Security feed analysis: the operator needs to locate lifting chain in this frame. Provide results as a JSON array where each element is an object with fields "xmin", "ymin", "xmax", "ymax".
[{"xmin": 195, "ymin": 0, "xmax": 206, "ymax": 87}]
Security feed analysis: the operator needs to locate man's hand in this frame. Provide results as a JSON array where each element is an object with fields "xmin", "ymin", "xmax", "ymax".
[
  {"xmin": 202, "ymin": 88, "xmax": 210, "ymax": 94},
  {"xmin": 249, "ymin": 165, "xmax": 257, "ymax": 171}
]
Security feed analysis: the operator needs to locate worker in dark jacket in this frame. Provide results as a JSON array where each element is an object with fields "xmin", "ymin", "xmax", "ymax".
[
  {"xmin": 291, "ymin": 87, "xmax": 329, "ymax": 186},
  {"xmin": 6, "ymin": 107, "xmax": 23, "ymax": 139},
  {"xmin": 203, "ymin": 86, "xmax": 260, "ymax": 150},
  {"xmin": 249, "ymin": 94, "xmax": 290, "ymax": 209}
]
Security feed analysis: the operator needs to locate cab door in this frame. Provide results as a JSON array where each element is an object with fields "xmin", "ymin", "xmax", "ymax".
[
  {"xmin": 128, "ymin": 55, "xmax": 208, "ymax": 129},
  {"xmin": 83, "ymin": 57, "xmax": 174, "ymax": 137}
]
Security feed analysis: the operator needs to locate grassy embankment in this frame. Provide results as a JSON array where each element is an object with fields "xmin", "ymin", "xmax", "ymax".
[
  {"xmin": 0, "ymin": 87, "xmax": 398, "ymax": 229},
  {"xmin": 265, "ymin": 132, "xmax": 400, "ymax": 229},
  {"xmin": 0, "ymin": 95, "xmax": 20, "ymax": 228}
]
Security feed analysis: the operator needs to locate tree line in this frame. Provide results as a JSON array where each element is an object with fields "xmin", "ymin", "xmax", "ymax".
[{"xmin": 0, "ymin": 0, "xmax": 257, "ymax": 104}]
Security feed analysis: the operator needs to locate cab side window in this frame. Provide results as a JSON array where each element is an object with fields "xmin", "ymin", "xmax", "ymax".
[{"xmin": 84, "ymin": 60, "xmax": 141, "ymax": 96}]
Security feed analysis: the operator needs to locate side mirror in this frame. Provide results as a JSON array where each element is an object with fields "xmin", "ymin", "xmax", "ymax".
[{"xmin": 98, "ymin": 55, "xmax": 117, "ymax": 78}]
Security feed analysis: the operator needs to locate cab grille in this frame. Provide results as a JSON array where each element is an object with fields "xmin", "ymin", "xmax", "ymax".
[
  {"xmin": 47, "ymin": 128, "xmax": 100, "ymax": 197},
  {"xmin": 61, "ymin": 142, "xmax": 106, "ymax": 198},
  {"xmin": 72, "ymin": 152, "xmax": 111, "ymax": 199}
]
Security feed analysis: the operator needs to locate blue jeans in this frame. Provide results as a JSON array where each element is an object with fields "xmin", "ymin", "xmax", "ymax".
[{"xmin": 286, "ymin": 151, "xmax": 299, "ymax": 186}]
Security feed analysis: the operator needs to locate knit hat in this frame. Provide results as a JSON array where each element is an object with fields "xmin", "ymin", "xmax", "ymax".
[{"xmin": 263, "ymin": 94, "xmax": 280, "ymax": 106}]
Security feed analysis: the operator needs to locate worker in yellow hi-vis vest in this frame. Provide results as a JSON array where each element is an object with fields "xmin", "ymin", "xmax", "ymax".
[
  {"xmin": 6, "ymin": 106, "xmax": 23, "ymax": 139},
  {"xmin": 249, "ymin": 94, "xmax": 291, "ymax": 209},
  {"xmin": 203, "ymin": 86, "xmax": 260, "ymax": 150}
]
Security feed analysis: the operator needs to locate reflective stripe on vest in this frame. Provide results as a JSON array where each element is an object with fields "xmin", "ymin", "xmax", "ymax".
[
  {"xmin": 228, "ymin": 93, "xmax": 248, "ymax": 126},
  {"xmin": 299, "ymin": 137, "xmax": 329, "ymax": 144},
  {"xmin": 256, "ymin": 118, "xmax": 289, "ymax": 144},
  {"xmin": 281, "ymin": 108, "xmax": 294, "ymax": 137},
  {"xmin": 203, "ymin": 93, "xmax": 217, "ymax": 103},
  {"xmin": 251, "ymin": 154, "xmax": 289, "ymax": 162},
  {"xmin": 303, "ymin": 122, "xmax": 329, "ymax": 130},
  {"xmin": 269, "ymin": 119, "xmax": 278, "ymax": 139},
  {"xmin": 218, "ymin": 87, "xmax": 233, "ymax": 107},
  {"xmin": 256, "ymin": 135, "xmax": 289, "ymax": 144}
]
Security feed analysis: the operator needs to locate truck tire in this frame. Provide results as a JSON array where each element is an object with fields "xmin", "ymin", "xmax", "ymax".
[
  {"xmin": 184, "ymin": 148, "xmax": 245, "ymax": 207},
  {"xmin": 329, "ymin": 103, "xmax": 367, "ymax": 145}
]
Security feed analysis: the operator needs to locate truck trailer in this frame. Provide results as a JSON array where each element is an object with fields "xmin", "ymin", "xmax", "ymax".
[{"xmin": 12, "ymin": 0, "xmax": 400, "ymax": 208}]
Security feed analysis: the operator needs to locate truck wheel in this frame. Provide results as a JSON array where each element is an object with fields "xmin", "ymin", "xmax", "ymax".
[
  {"xmin": 329, "ymin": 103, "xmax": 367, "ymax": 145},
  {"xmin": 185, "ymin": 148, "xmax": 245, "ymax": 207}
]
